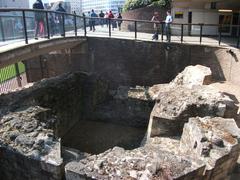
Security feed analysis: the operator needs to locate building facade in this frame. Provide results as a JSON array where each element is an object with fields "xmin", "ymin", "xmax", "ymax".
[
  {"xmin": 82, "ymin": 0, "xmax": 125, "ymax": 14},
  {"xmin": 0, "ymin": 0, "xmax": 30, "ymax": 8},
  {"xmin": 171, "ymin": 0, "xmax": 240, "ymax": 36},
  {"xmin": 48, "ymin": 0, "xmax": 82, "ymax": 15},
  {"xmin": 67, "ymin": 0, "xmax": 82, "ymax": 15}
]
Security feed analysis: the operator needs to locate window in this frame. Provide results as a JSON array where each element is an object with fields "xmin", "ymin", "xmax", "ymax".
[{"xmin": 175, "ymin": 12, "xmax": 183, "ymax": 19}]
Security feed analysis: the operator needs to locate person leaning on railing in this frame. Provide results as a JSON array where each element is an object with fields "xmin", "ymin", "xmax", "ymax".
[
  {"xmin": 164, "ymin": 10, "xmax": 173, "ymax": 42},
  {"xmin": 151, "ymin": 12, "xmax": 161, "ymax": 40}
]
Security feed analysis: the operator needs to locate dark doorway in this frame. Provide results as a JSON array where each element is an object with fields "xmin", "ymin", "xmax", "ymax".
[
  {"xmin": 232, "ymin": 12, "xmax": 240, "ymax": 37},
  {"xmin": 188, "ymin": 12, "xmax": 192, "ymax": 36}
]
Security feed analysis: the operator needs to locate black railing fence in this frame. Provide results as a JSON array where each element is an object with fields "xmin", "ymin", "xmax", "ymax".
[
  {"xmin": 0, "ymin": 8, "xmax": 239, "ymax": 47},
  {"xmin": 0, "ymin": 8, "xmax": 239, "ymax": 94}
]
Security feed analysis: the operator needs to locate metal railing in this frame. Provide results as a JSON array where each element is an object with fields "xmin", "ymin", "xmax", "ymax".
[
  {"xmin": 0, "ymin": 8, "xmax": 239, "ymax": 94},
  {"xmin": 0, "ymin": 8, "xmax": 239, "ymax": 47}
]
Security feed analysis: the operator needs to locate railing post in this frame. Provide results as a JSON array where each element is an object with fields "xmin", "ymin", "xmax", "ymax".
[
  {"xmin": 83, "ymin": 16, "xmax": 87, "ymax": 36},
  {"xmin": 22, "ymin": 10, "xmax": 28, "ymax": 44},
  {"xmin": 62, "ymin": 13, "xmax": 65, "ymax": 37},
  {"xmin": 45, "ymin": 11, "xmax": 50, "ymax": 39},
  {"xmin": 14, "ymin": 63, "xmax": 22, "ymax": 88},
  {"xmin": 74, "ymin": 12, "xmax": 77, "ymax": 36},
  {"xmin": 108, "ymin": 18, "xmax": 111, "ymax": 37},
  {"xmin": 237, "ymin": 25, "xmax": 240, "ymax": 48},
  {"xmin": 161, "ymin": 23, "xmax": 164, "ymax": 41},
  {"xmin": 134, "ymin": 21, "xmax": 137, "ymax": 39},
  {"xmin": 181, "ymin": 24, "xmax": 183, "ymax": 43},
  {"xmin": 0, "ymin": 16, "xmax": 5, "ymax": 41},
  {"xmin": 218, "ymin": 24, "xmax": 222, "ymax": 46},
  {"xmin": 200, "ymin": 23, "xmax": 203, "ymax": 44}
]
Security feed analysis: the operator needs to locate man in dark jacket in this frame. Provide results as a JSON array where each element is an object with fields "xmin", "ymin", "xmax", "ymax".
[
  {"xmin": 56, "ymin": 3, "xmax": 66, "ymax": 36},
  {"xmin": 33, "ymin": 0, "xmax": 44, "ymax": 39},
  {"xmin": 99, "ymin": 10, "xmax": 104, "ymax": 27}
]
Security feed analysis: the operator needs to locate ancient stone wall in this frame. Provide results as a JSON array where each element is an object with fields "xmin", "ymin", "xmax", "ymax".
[
  {"xmin": 25, "ymin": 38, "xmax": 240, "ymax": 88},
  {"xmin": 0, "ymin": 72, "xmax": 154, "ymax": 180},
  {"xmin": 1, "ymin": 65, "xmax": 240, "ymax": 179}
]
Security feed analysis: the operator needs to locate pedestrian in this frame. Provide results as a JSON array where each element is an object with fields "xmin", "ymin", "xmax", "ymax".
[
  {"xmin": 104, "ymin": 12, "xmax": 109, "ymax": 27},
  {"xmin": 87, "ymin": 11, "xmax": 92, "ymax": 31},
  {"xmin": 91, "ymin": 9, "xmax": 98, "ymax": 32},
  {"xmin": 99, "ymin": 10, "xmax": 104, "ymax": 27},
  {"xmin": 108, "ymin": 11, "xmax": 115, "ymax": 30},
  {"xmin": 33, "ymin": 0, "xmax": 44, "ymax": 40},
  {"xmin": 56, "ymin": 3, "xmax": 66, "ymax": 36},
  {"xmin": 164, "ymin": 10, "xmax": 173, "ymax": 42},
  {"xmin": 117, "ymin": 13, "xmax": 123, "ymax": 30},
  {"xmin": 151, "ymin": 12, "xmax": 161, "ymax": 40},
  {"xmin": 49, "ymin": 13, "xmax": 56, "ymax": 36}
]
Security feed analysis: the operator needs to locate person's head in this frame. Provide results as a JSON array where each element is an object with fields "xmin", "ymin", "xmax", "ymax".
[
  {"xmin": 59, "ymin": 3, "xmax": 62, "ymax": 8},
  {"xmin": 109, "ymin": 10, "xmax": 112, "ymax": 14},
  {"xmin": 154, "ymin": 11, "xmax": 159, "ymax": 17},
  {"xmin": 92, "ymin": 9, "xmax": 94, "ymax": 13},
  {"xmin": 101, "ymin": 10, "xmax": 103, "ymax": 13},
  {"xmin": 167, "ymin": 10, "xmax": 171, "ymax": 16},
  {"xmin": 119, "ymin": 13, "xmax": 121, "ymax": 16},
  {"xmin": 88, "ymin": 11, "xmax": 90, "ymax": 14}
]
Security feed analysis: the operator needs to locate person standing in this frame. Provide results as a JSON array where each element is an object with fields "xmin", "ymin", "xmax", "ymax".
[
  {"xmin": 99, "ymin": 10, "xmax": 105, "ymax": 27},
  {"xmin": 104, "ymin": 12, "xmax": 109, "ymax": 27},
  {"xmin": 91, "ymin": 9, "xmax": 98, "ymax": 32},
  {"xmin": 87, "ymin": 11, "xmax": 92, "ymax": 31},
  {"xmin": 56, "ymin": 3, "xmax": 66, "ymax": 36},
  {"xmin": 151, "ymin": 12, "xmax": 161, "ymax": 40},
  {"xmin": 108, "ymin": 11, "xmax": 115, "ymax": 30},
  {"xmin": 165, "ymin": 10, "xmax": 173, "ymax": 42},
  {"xmin": 117, "ymin": 13, "xmax": 123, "ymax": 31},
  {"xmin": 33, "ymin": 0, "xmax": 44, "ymax": 40}
]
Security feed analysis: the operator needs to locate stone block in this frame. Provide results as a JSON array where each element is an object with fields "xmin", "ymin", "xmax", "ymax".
[
  {"xmin": 170, "ymin": 65, "xmax": 212, "ymax": 88},
  {"xmin": 180, "ymin": 117, "xmax": 240, "ymax": 180},
  {"xmin": 147, "ymin": 85, "xmax": 237, "ymax": 138}
]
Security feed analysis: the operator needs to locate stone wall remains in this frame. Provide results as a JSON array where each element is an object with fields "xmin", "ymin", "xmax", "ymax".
[{"xmin": 25, "ymin": 38, "xmax": 240, "ymax": 88}]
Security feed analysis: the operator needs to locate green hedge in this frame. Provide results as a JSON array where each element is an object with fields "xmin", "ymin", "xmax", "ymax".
[
  {"xmin": 0, "ymin": 62, "xmax": 25, "ymax": 83},
  {"xmin": 123, "ymin": 0, "xmax": 171, "ymax": 12}
]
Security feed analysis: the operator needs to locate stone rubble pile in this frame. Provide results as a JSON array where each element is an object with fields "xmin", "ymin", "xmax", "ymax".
[
  {"xmin": 0, "ymin": 65, "xmax": 240, "ymax": 180},
  {"xmin": 64, "ymin": 65, "xmax": 240, "ymax": 180},
  {"xmin": 180, "ymin": 117, "xmax": 240, "ymax": 179},
  {"xmin": 0, "ymin": 106, "xmax": 60, "ymax": 162},
  {"xmin": 65, "ymin": 146, "xmax": 205, "ymax": 180}
]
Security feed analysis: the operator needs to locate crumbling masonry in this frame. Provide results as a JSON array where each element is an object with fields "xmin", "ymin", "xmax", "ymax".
[{"xmin": 0, "ymin": 65, "xmax": 240, "ymax": 180}]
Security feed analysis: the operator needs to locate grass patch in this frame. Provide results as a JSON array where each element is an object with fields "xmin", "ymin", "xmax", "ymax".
[{"xmin": 0, "ymin": 62, "xmax": 25, "ymax": 83}]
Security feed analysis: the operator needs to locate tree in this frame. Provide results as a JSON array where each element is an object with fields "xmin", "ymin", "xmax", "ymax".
[{"xmin": 123, "ymin": 0, "xmax": 171, "ymax": 12}]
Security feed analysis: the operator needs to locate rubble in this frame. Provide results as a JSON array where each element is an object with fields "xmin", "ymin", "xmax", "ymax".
[
  {"xmin": 170, "ymin": 65, "xmax": 212, "ymax": 88},
  {"xmin": 180, "ymin": 117, "xmax": 240, "ymax": 179},
  {"xmin": 0, "ymin": 65, "xmax": 240, "ymax": 180},
  {"xmin": 65, "ymin": 146, "xmax": 205, "ymax": 180}
]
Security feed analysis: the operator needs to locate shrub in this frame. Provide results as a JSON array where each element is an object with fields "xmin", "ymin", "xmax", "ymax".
[{"xmin": 123, "ymin": 0, "xmax": 171, "ymax": 12}]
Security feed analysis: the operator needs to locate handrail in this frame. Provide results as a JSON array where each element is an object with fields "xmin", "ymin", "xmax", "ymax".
[
  {"xmin": 0, "ymin": 8, "xmax": 239, "ymax": 27},
  {"xmin": 0, "ymin": 8, "xmax": 239, "ymax": 48}
]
